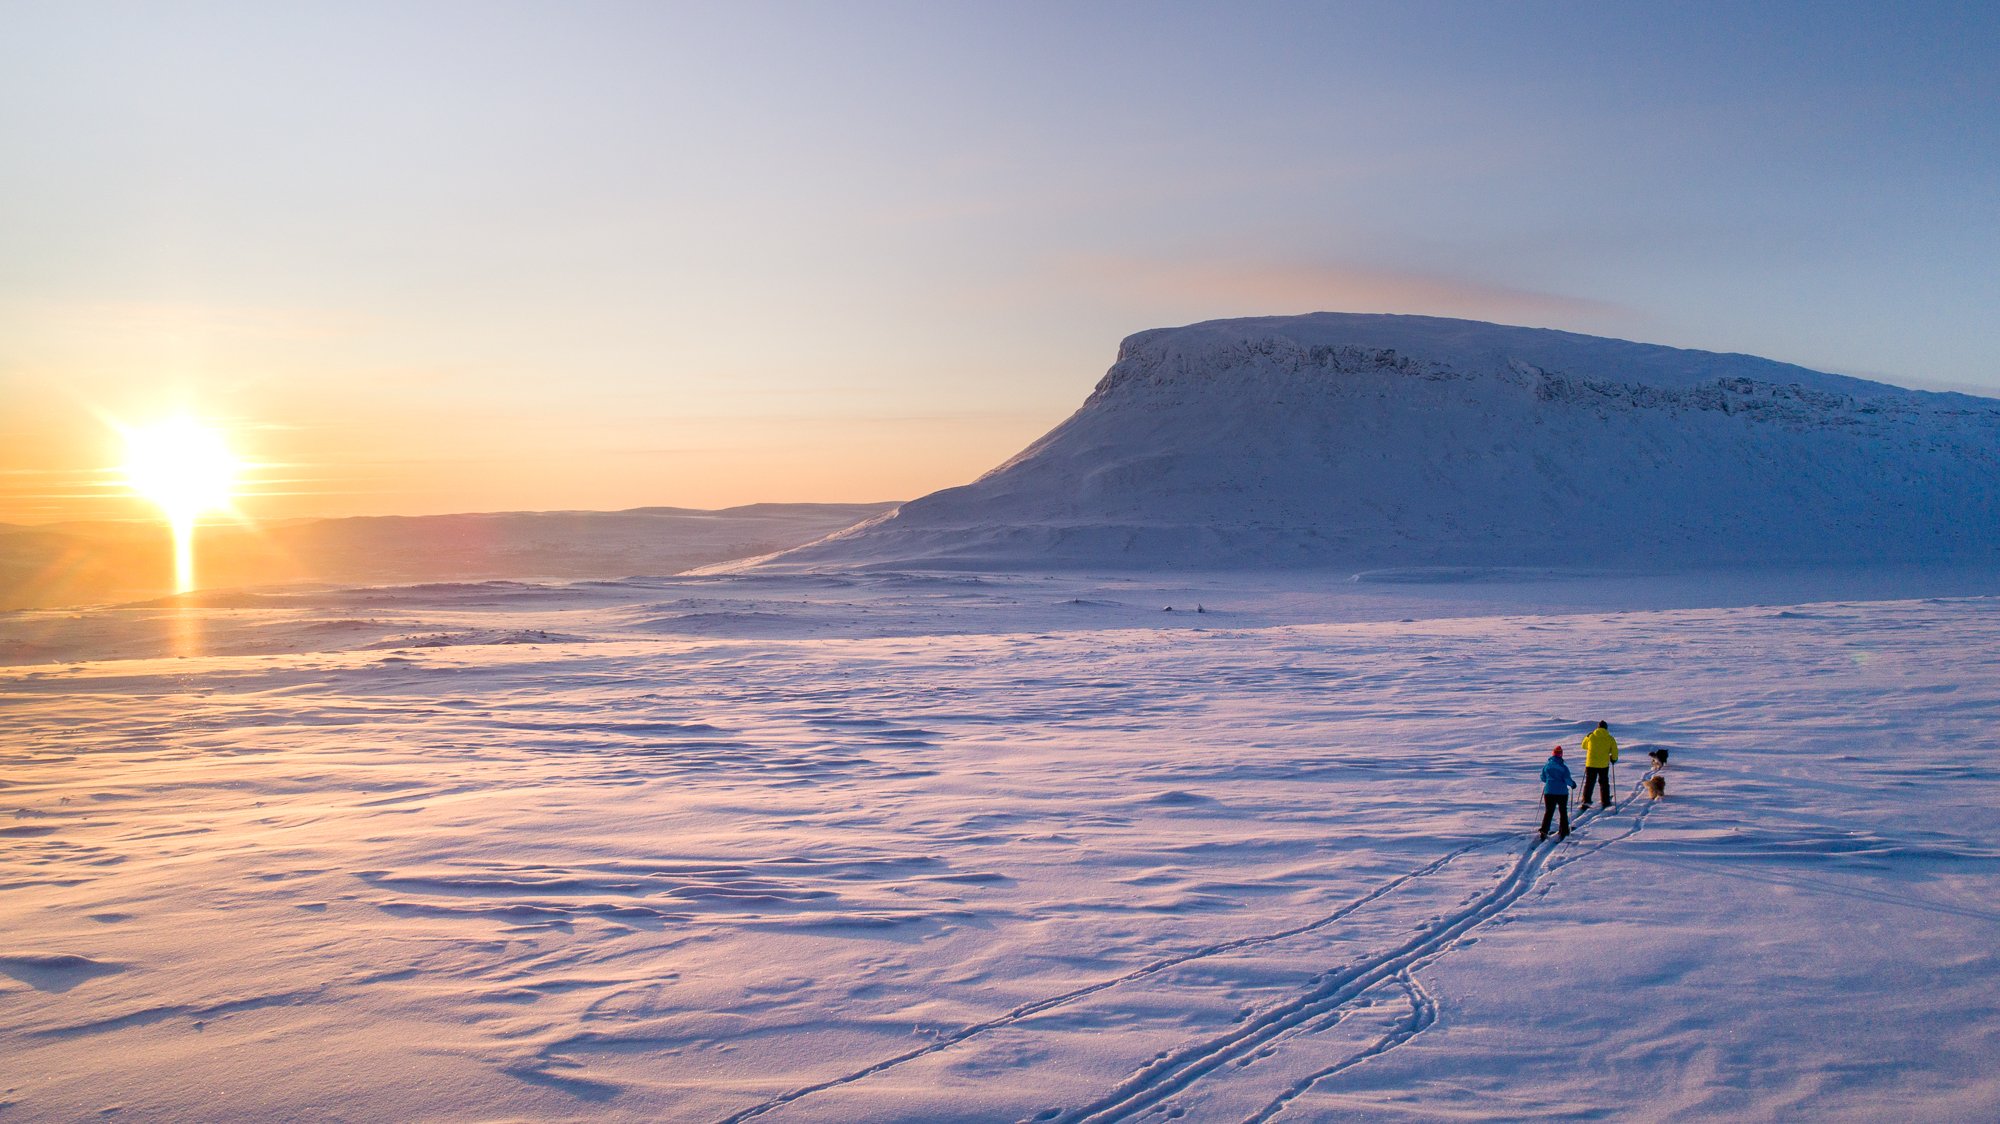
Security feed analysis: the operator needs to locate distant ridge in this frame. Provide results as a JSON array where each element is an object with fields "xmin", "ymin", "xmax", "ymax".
[
  {"xmin": 724, "ymin": 313, "xmax": 2000, "ymax": 573},
  {"xmin": 0, "ymin": 502, "xmax": 898, "ymax": 610}
]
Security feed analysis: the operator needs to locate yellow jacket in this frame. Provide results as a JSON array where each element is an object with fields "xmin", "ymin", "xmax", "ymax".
[{"xmin": 1582, "ymin": 728, "xmax": 1619, "ymax": 768}]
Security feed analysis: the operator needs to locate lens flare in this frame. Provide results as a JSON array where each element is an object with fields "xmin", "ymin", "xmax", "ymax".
[{"xmin": 119, "ymin": 416, "xmax": 243, "ymax": 593}]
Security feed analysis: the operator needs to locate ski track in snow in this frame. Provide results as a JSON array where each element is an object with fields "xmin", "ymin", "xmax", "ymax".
[
  {"xmin": 1238, "ymin": 795, "xmax": 1656, "ymax": 1124},
  {"xmin": 727, "ymin": 790, "xmax": 1661, "ymax": 1124},
  {"xmin": 716, "ymin": 833, "xmax": 1507, "ymax": 1123},
  {"xmin": 1055, "ymin": 795, "xmax": 1660, "ymax": 1124},
  {"xmin": 1243, "ymin": 967, "xmax": 1435, "ymax": 1124}
]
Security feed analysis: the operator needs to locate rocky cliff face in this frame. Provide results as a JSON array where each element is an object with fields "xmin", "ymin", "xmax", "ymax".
[{"xmin": 736, "ymin": 313, "xmax": 2000, "ymax": 573}]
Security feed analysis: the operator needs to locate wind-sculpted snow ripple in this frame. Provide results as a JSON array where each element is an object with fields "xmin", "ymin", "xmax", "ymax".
[
  {"xmin": 352, "ymin": 853, "xmax": 1007, "ymax": 932},
  {"xmin": 1634, "ymin": 824, "xmax": 2000, "ymax": 866}
]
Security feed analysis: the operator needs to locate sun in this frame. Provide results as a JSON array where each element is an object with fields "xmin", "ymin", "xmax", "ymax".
[
  {"xmin": 117, "ymin": 415, "xmax": 244, "ymax": 595},
  {"xmin": 121, "ymin": 415, "xmax": 242, "ymax": 524}
]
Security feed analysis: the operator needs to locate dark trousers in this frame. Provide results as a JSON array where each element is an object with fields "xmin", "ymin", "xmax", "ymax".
[
  {"xmin": 1540, "ymin": 793, "xmax": 1570, "ymax": 836},
  {"xmin": 1582, "ymin": 766, "xmax": 1612, "ymax": 806}
]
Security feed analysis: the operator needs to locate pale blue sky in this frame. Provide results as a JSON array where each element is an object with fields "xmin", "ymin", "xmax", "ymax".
[{"xmin": 3, "ymin": 1, "xmax": 1995, "ymax": 518}]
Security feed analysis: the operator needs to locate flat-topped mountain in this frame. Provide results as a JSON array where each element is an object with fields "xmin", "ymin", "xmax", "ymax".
[{"xmin": 733, "ymin": 313, "xmax": 2000, "ymax": 573}]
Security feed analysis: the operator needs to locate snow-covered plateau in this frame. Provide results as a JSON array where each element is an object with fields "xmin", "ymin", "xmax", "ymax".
[
  {"xmin": 5, "ymin": 567, "xmax": 2000, "ymax": 1121},
  {"xmin": 735, "ymin": 313, "xmax": 2000, "ymax": 573}
]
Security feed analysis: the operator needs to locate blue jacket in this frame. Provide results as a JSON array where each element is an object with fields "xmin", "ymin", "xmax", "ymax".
[{"xmin": 1541, "ymin": 756, "xmax": 1575, "ymax": 796}]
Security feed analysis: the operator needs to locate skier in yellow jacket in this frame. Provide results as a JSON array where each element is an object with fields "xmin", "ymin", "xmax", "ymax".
[{"xmin": 1580, "ymin": 721, "xmax": 1618, "ymax": 809}]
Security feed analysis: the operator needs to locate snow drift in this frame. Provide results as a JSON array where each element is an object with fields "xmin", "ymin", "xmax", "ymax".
[{"xmin": 736, "ymin": 313, "xmax": 2000, "ymax": 572}]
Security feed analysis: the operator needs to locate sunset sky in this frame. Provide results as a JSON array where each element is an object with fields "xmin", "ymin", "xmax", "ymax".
[{"xmin": 3, "ymin": 1, "xmax": 1995, "ymax": 524}]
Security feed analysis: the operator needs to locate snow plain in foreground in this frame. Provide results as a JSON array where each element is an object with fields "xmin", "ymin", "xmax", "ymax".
[{"xmin": 4, "ymin": 569, "xmax": 1999, "ymax": 1121}]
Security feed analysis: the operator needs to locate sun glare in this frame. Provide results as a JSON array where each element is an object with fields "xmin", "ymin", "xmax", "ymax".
[
  {"xmin": 122, "ymin": 416, "xmax": 240, "ymax": 522},
  {"xmin": 119, "ymin": 416, "xmax": 243, "ymax": 594}
]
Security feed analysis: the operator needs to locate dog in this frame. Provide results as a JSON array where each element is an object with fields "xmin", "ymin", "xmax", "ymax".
[
  {"xmin": 1648, "ymin": 748, "xmax": 1669, "ymax": 767},
  {"xmin": 1644, "ymin": 775, "xmax": 1666, "ymax": 800}
]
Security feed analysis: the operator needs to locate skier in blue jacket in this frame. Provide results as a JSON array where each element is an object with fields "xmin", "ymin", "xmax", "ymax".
[{"xmin": 1539, "ymin": 745, "xmax": 1575, "ymax": 840}]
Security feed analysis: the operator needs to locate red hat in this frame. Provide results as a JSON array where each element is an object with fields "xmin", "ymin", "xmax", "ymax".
[{"xmin": 1551, "ymin": 745, "xmax": 1564, "ymax": 756}]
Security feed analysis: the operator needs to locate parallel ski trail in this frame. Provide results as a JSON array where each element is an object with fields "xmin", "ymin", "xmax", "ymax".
[
  {"xmin": 715, "ymin": 834, "xmax": 1508, "ymax": 1124},
  {"xmin": 1236, "ymin": 966, "xmax": 1436, "ymax": 1124},
  {"xmin": 1056, "ymin": 842, "xmax": 1551, "ymax": 1122},
  {"xmin": 720, "ymin": 778, "xmax": 1657, "ymax": 1124},
  {"xmin": 1234, "ymin": 781, "xmax": 1661, "ymax": 1124},
  {"xmin": 1061, "ymin": 787, "xmax": 1658, "ymax": 1124}
]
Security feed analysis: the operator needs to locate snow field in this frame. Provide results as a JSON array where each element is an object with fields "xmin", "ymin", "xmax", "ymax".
[{"xmin": 3, "ymin": 576, "xmax": 1998, "ymax": 1120}]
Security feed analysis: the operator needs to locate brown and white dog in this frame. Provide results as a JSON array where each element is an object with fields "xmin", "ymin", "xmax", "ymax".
[{"xmin": 1644, "ymin": 775, "xmax": 1666, "ymax": 800}]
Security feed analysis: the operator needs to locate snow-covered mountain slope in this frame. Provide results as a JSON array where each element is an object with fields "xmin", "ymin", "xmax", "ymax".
[{"xmin": 737, "ymin": 313, "xmax": 2000, "ymax": 572}]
